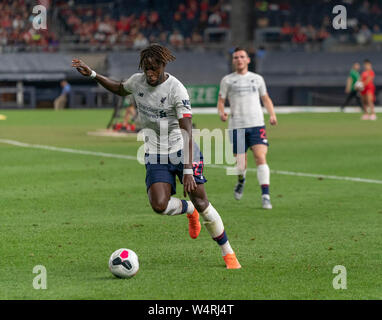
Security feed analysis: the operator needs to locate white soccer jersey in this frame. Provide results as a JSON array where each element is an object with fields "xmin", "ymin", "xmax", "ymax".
[
  {"xmin": 219, "ymin": 71, "xmax": 267, "ymax": 129},
  {"xmin": 122, "ymin": 73, "xmax": 192, "ymax": 154}
]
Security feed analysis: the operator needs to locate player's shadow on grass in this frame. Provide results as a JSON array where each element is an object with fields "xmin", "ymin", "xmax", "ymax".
[{"xmin": 96, "ymin": 276, "xmax": 140, "ymax": 282}]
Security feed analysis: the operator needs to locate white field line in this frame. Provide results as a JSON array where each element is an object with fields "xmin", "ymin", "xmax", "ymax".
[
  {"xmin": 194, "ymin": 106, "xmax": 382, "ymax": 114},
  {"xmin": 207, "ymin": 164, "xmax": 382, "ymax": 184},
  {"xmin": 0, "ymin": 139, "xmax": 136, "ymax": 161},
  {"xmin": 1, "ymin": 138, "xmax": 382, "ymax": 185}
]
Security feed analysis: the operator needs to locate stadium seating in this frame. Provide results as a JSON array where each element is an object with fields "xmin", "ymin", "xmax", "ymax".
[
  {"xmin": 0, "ymin": 0, "xmax": 380, "ymax": 108},
  {"xmin": 1, "ymin": 0, "xmax": 381, "ymax": 53}
]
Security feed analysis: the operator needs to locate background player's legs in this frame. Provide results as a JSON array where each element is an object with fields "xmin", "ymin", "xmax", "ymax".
[
  {"xmin": 355, "ymin": 92, "xmax": 363, "ymax": 111},
  {"xmin": 188, "ymin": 184, "xmax": 241, "ymax": 268},
  {"xmin": 361, "ymin": 94, "xmax": 369, "ymax": 119},
  {"xmin": 236, "ymin": 153, "xmax": 247, "ymax": 180},
  {"xmin": 54, "ymin": 95, "xmax": 67, "ymax": 111},
  {"xmin": 251, "ymin": 144, "xmax": 272, "ymax": 209},
  {"xmin": 234, "ymin": 153, "xmax": 247, "ymax": 200},
  {"xmin": 148, "ymin": 182, "xmax": 194, "ymax": 215},
  {"xmin": 340, "ymin": 91, "xmax": 355, "ymax": 111},
  {"xmin": 366, "ymin": 93, "xmax": 376, "ymax": 120}
]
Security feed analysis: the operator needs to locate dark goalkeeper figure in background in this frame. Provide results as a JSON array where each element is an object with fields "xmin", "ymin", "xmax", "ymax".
[
  {"xmin": 340, "ymin": 62, "xmax": 363, "ymax": 112},
  {"xmin": 72, "ymin": 44, "xmax": 241, "ymax": 269}
]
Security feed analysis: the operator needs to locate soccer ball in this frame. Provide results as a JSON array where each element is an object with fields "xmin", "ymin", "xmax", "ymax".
[
  {"xmin": 354, "ymin": 80, "xmax": 364, "ymax": 91},
  {"xmin": 109, "ymin": 248, "xmax": 139, "ymax": 279}
]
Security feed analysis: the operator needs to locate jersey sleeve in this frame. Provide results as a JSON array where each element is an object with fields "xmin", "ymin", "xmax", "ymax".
[
  {"xmin": 219, "ymin": 76, "xmax": 229, "ymax": 99},
  {"xmin": 258, "ymin": 76, "xmax": 268, "ymax": 97},
  {"xmin": 121, "ymin": 73, "xmax": 139, "ymax": 95},
  {"xmin": 172, "ymin": 82, "xmax": 192, "ymax": 119}
]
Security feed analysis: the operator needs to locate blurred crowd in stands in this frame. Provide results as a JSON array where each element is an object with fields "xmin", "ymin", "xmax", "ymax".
[
  {"xmin": 57, "ymin": 0, "xmax": 229, "ymax": 50},
  {"xmin": 0, "ymin": 0, "xmax": 58, "ymax": 51},
  {"xmin": 1, "ymin": 0, "xmax": 382, "ymax": 52},
  {"xmin": 255, "ymin": 0, "xmax": 382, "ymax": 50}
]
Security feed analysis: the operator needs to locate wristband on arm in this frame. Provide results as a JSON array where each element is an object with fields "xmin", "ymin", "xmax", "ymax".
[
  {"xmin": 183, "ymin": 169, "xmax": 193, "ymax": 175},
  {"xmin": 89, "ymin": 70, "xmax": 97, "ymax": 79}
]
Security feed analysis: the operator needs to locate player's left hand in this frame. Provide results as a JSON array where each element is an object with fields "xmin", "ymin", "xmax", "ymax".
[
  {"xmin": 269, "ymin": 115, "xmax": 278, "ymax": 126},
  {"xmin": 183, "ymin": 174, "xmax": 197, "ymax": 197}
]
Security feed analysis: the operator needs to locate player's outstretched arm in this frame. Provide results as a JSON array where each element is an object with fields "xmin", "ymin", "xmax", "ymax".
[
  {"xmin": 72, "ymin": 58, "xmax": 127, "ymax": 96},
  {"xmin": 261, "ymin": 94, "xmax": 277, "ymax": 126}
]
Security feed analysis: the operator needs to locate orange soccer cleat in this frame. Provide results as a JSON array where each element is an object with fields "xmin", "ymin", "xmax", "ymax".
[
  {"xmin": 187, "ymin": 208, "xmax": 201, "ymax": 239},
  {"xmin": 223, "ymin": 253, "xmax": 242, "ymax": 269}
]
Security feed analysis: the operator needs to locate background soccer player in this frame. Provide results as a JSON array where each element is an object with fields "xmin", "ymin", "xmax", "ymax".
[
  {"xmin": 340, "ymin": 62, "xmax": 363, "ymax": 112},
  {"xmin": 217, "ymin": 47, "xmax": 277, "ymax": 210},
  {"xmin": 72, "ymin": 44, "xmax": 241, "ymax": 269},
  {"xmin": 360, "ymin": 59, "xmax": 377, "ymax": 120}
]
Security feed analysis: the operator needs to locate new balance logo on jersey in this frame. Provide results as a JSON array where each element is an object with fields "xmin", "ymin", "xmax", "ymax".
[
  {"xmin": 138, "ymin": 92, "xmax": 144, "ymax": 97},
  {"xmin": 182, "ymin": 99, "xmax": 191, "ymax": 110},
  {"xmin": 160, "ymin": 97, "xmax": 167, "ymax": 104},
  {"xmin": 158, "ymin": 110, "xmax": 167, "ymax": 118}
]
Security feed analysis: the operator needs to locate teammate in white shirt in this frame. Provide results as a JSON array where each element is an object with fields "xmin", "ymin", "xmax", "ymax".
[
  {"xmin": 72, "ymin": 44, "xmax": 241, "ymax": 269},
  {"xmin": 217, "ymin": 47, "xmax": 277, "ymax": 209}
]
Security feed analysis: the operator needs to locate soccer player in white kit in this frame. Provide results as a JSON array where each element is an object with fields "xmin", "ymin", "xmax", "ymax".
[
  {"xmin": 72, "ymin": 44, "xmax": 241, "ymax": 269},
  {"xmin": 217, "ymin": 47, "xmax": 277, "ymax": 209}
]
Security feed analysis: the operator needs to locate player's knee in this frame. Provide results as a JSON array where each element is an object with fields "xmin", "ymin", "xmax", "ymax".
[
  {"xmin": 255, "ymin": 156, "xmax": 266, "ymax": 166},
  {"xmin": 150, "ymin": 199, "xmax": 168, "ymax": 214},
  {"xmin": 192, "ymin": 198, "xmax": 209, "ymax": 213}
]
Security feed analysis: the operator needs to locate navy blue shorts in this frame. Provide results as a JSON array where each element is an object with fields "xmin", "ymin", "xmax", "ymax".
[
  {"xmin": 145, "ymin": 146, "xmax": 207, "ymax": 195},
  {"xmin": 230, "ymin": 125, "xmax": 269, "ymax": 154}
]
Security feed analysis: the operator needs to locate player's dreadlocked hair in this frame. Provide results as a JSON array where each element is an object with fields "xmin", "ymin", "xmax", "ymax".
[{"xmin": 139, "ymin": 44, "xmax": 176, "ymax": 69}]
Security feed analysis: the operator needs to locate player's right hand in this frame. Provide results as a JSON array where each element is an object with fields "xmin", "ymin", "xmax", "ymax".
[
  {"xmin": 219, "ymin": 112, "xmax": 228, "ymax": 122},
  {"xmin": 72, "ymin": 58, "xmax": 92, "ymax": 76},
  {"xmin": 269, "ymin": 114, "xmax": 278, "ymax": 126},
  {"xmin": 183, "ymin": 174, "xmax": 197, "ymax": 197}
]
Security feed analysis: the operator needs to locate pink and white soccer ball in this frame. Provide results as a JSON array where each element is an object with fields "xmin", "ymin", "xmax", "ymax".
[{"xmin": 109, "ymin": 248, "xmax": 139, "ymax": 279}]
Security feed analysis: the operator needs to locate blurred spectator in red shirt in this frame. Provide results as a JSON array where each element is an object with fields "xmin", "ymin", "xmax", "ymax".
[
  {"xmin": 292, "ymin": 24, "xmax": 307, "ymax": 44},
  {"xmin": 117, "ymin": 15, "xmax": 131, "ymax": 33}
]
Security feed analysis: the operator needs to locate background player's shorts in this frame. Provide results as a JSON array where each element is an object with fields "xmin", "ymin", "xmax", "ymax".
[
  {"xmin": 230, "ymin": 125, "xmax": 269, "ymax": 154},
  {"xmin": 361, "ymin": 85, "xmax": 376, "ymax": 102},
  {"xmin": 145, "ymin": 146, "xmax": 207, "ymax": 195}
]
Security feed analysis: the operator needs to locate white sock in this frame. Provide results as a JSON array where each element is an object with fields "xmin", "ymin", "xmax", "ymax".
[
  {"xmin": 219, "ymin": 241, "xmax": 234, "ymax": 256},
  {"xmin": 257, "ymin": 164, "xmax": 270, "ymax": 186},
  {"xmin": 200, "ymin": 203, "xmax": 224, "ymax": 236},
  {"xmin": 185, "ymin": 200, "xmax": 195, "ymax": 214},
  {"xmin": 200, "ymin": 203, "xmax": 234, "ymax": 256},
  {"xmin": 163, "ymin": 197, "xmax": 194, "ymax": 216}
]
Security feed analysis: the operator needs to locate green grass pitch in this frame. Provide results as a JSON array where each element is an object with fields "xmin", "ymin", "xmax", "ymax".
[{"xmin": 0, "ymin": 109, "xmax": 381, "ymax": 300}]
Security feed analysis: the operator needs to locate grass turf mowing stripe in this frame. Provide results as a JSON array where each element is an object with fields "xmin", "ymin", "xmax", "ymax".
[{"xmin": 1, "ymin": 138, "xmax": 382, "ymax": 185}]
